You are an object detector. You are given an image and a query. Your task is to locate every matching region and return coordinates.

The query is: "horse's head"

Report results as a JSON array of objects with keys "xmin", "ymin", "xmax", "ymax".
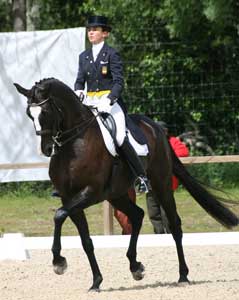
[{"xmin": 14, "ymin": 78, "xmax": 67, "ymax": 157}]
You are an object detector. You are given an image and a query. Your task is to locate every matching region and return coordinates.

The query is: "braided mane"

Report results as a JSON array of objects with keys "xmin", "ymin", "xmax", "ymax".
[{"xmin": 35, "ymin": 77, "xmax": 78, "ymax": 101}]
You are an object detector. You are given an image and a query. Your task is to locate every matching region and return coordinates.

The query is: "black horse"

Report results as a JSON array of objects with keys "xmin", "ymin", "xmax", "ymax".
[{"xmin": 14, "ymin": 78, "xmax": 238, "ymax": 291}]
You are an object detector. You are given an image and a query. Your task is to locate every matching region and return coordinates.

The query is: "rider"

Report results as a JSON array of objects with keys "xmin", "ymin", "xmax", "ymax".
[{"xmin": 74, "ymin": 15, "xmax": 149, "ymax": 193}]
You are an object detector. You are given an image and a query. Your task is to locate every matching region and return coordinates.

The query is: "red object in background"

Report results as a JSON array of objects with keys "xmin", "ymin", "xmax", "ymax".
[
  {"xmin": 114, "ymin": 187, "xmax": 135, "ymax": 234},
  {"xmin": 169, "ymin": 136, "xmax": 189, "ymax": 190}
]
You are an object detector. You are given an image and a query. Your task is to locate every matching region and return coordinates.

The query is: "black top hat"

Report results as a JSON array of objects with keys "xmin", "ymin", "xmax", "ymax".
[{"xmin": 86, "ymin": 16, "xmax": 112, "ymax": 31}]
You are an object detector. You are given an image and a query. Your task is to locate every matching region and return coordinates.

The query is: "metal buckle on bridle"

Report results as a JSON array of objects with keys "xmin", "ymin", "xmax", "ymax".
[
  {"xmin": 52, "ymin": 131, "xmax": 63, "ymax": 147},
  {"xmin": 51, "ymin": 143, "xmax": 58, "ymax": 156}
]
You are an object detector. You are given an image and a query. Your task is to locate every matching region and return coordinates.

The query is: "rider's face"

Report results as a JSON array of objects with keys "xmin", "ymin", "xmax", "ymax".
[{"xmin": 87, "ymin": 27, "xmax": 109, "ymax": 45}]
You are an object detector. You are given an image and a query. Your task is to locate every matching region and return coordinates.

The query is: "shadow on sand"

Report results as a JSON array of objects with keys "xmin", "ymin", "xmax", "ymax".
[{"xmin": 101, "ymin": 278, "xmax": 239, "ymax": 293}]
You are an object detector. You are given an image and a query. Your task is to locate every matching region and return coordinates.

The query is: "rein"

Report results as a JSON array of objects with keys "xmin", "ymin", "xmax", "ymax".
[{"xmin": 52, "ymin": 116, "xmax": 97, "ymax": 147}]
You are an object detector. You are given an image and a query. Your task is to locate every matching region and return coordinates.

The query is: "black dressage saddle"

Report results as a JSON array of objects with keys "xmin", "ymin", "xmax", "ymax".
[{"xmin": 99, "ymin": 113, "xmax": 148, "ymax": 146}]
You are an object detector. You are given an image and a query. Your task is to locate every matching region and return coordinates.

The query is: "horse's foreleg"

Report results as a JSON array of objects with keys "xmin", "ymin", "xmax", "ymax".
[
  {"xmin": 70, "ymin": 210, "xmax": 103, "ymax": 292},
  {"xmin": 111, "ymin": 197, "xmax": 145, "ymax": 280},
  {"xmin": 51, "ymin": 207, "xmax": 68, "ymax": 275}
]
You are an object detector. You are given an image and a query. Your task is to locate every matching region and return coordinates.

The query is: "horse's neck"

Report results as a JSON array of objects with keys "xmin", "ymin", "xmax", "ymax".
[
  {"xmin": 51, "ymin": 82, "xmax": 94, "ymax": 128},
  {"xmin": 77, "ymin": 103, "xmax": 94, "ymax": 123},
  {"xmin": 64, "ymin": 99, "xmax": 94, "ymax": 128}
]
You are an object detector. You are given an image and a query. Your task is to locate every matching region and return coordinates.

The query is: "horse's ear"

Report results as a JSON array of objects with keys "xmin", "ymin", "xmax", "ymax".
[{"xmin": 14, "ymin": 83, "xmax": 31, "ymax": 98}]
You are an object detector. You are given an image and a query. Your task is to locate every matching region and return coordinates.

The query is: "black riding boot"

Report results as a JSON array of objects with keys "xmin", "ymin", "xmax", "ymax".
[{"xmin": 120, "ymin": 137, "xmax": 149, "ymax": 193}]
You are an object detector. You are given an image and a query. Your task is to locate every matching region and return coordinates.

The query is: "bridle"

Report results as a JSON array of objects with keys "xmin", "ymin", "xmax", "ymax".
[
  {"xmin": 27, "ymin": 95, "xmax": 97, "ymax": 151},
  {"xmin": 27, "ymin": 96, "xmax": 63, "ymax": 137}
]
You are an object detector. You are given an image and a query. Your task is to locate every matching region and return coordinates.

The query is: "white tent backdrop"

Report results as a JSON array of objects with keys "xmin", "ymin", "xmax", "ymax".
[{"xmin": 0, "ymin": 27, "xmax": 85, "ymax": 182}]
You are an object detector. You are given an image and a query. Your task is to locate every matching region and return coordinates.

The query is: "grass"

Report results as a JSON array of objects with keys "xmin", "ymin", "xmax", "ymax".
[{"xmin": 1, "ymin": 187, "xmax": 239, "ymax": 236}]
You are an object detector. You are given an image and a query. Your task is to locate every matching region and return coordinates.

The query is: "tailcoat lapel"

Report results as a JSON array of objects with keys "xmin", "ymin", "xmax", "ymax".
[
  {"xmin": 85, "ymin": 49, "xmax": 97, "ymax": 71},
  {"xmin": 95, "ymin": 43, "xmax": 109, "ymax": 66}
]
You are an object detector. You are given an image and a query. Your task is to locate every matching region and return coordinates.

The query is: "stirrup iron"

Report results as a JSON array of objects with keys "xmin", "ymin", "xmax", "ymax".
[{"xmin": 136, "ymin": 176, "xmax": 149, "ymax": 194}]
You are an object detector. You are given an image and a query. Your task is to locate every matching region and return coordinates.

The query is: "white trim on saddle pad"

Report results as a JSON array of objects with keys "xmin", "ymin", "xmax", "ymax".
[{"xmin": 94, "ymin": 113, "xmax": 149, "ymax": 157}]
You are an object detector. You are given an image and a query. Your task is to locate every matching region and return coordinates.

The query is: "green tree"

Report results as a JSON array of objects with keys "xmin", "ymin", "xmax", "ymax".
[{"xmin": 0, "ymin": 0, "xmax": 13, "ymax": 31}]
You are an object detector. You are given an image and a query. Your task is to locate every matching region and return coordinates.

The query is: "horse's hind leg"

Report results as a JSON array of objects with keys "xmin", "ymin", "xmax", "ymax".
[
  {"xmin": 51, "ymin": 207, "xmax": 68, "ymax": 275},
  {"xmin": 69, "ymin": 209, "xmax": 103, "ymax": 292},
  {"xmin": 160, "ymin": 192, "xmax": 189, "ymax": 283},
  {"xmin": 110, "ymin": 195, "xmax": 145, "ymax": 280},
  {"xmin": 173, "ymin": 212, "xmax": 189, "ymax": 283}
]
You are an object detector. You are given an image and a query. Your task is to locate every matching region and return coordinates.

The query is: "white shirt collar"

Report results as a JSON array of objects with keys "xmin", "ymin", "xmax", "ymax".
[{"xmin": 92, "ymin": 41, "xmax": 104, "ymax": 61}]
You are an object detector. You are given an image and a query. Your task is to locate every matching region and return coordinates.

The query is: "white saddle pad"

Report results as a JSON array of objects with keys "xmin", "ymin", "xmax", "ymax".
[{"xmin": 95, "ymin": 114, "xmax": 149, "ymax": 157}]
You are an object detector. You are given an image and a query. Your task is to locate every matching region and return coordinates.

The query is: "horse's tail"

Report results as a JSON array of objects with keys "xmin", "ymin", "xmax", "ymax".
[{"xmin": 171, "ymin": 146, "xmax": 239, "ymax": 228}]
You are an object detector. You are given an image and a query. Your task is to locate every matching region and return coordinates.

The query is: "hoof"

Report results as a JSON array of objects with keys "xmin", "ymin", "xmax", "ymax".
[
  {"xmin": 178, "ymin": 275, "xmax": 190, "ymax": 284},
  {"xmin": 131, "ymin": 262, "xmax": 145, "ymax": 281},
  {"xmin": 88, "ymin": 275, "xmax": 103, "ymax": 292},
  {"xmin": 88, "ymin": 287, "xmax": 101, "ymax": 293},
  {"xmin": 53, "ymin": 257, "xmax": 67, "ymax": 275}
]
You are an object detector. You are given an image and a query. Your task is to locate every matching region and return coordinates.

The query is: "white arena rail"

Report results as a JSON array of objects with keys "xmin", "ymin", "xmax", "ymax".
[{"xmin": 1, "ymin": 232, "xmax": 239, "ymax": 260}]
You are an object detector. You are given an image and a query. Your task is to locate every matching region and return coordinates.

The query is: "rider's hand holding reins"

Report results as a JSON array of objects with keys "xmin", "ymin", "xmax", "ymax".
[{"xmin": 109, "ymin": 97, "xmax": 117, "ymax": 106}]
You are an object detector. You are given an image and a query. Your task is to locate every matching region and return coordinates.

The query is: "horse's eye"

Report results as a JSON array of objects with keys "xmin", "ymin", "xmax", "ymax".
[{"xmin": 35, "ymin": 87, "xmax": 47, "ymax": 100}]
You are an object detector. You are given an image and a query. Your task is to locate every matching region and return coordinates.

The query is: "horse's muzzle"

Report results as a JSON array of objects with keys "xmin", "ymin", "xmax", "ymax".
[{"xmin": 42, "ymin": 143, "xmax": 54, "ymax": 157}]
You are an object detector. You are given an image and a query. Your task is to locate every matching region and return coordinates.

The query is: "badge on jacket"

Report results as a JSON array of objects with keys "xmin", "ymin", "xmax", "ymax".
[{"xmin": 102, "ymin": 66, "xmax": 108, "ymax": 75}]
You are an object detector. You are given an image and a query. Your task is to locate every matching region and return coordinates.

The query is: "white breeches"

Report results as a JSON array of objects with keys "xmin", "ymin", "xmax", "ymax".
[{"xmin": 83, "ymin": 93, "xmax": 126, "ymax": 146}]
